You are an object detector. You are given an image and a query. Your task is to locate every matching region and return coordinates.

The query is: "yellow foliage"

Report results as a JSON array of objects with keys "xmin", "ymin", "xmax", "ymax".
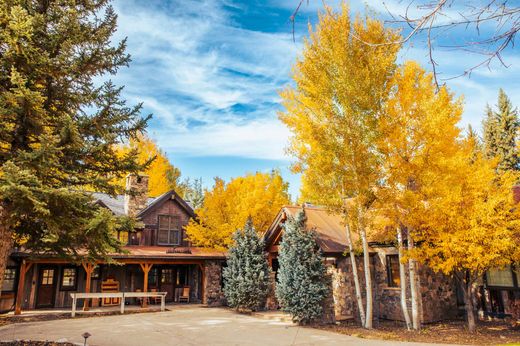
[
  {"xmin": 185, "ymin": 171, "xmax": 290, "ymax": 250},
  {"xmin": 115, "ymin": 134, "xmax": 183, "ymax": 197},
  {"xmin": 416, "ymin": 149, "xmax": 520, "ymax": 279},
  {"xmin": 374, "ymin": 61, "xmax": 463, "ymax": 236},
  {"xmin": 279, "ymin": 3, "xmax": 400, "ymax": 230}
]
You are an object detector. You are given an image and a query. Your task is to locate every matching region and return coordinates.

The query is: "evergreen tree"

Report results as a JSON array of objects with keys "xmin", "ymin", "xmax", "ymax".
[
  {"xmin": 184, "ymin": 178, "xmax": 205, "ymax": 209},
  {"xmin": 223, "ymin": 219, "xmax": 270, "ymax": 311},
  {"xmin": 482, "ymin": 89, "xmax": 519, "ymax": 172},
  {"xmin": 275, "ymin": 209, "xmax": 328, "ymax": 324},
  {"xmin": 0, "ymin": 0, "xmax": 150, "ymax": 290}
]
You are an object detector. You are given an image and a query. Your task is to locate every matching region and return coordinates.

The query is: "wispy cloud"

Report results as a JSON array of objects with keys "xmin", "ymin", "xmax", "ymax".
[{"xmin": 111, "ymin": 0, "xmax": 299, "ymax": 160}]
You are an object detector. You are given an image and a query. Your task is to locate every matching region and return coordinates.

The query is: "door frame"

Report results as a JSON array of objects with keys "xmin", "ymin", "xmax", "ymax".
[{"xmin": 35, "ymin": 265, "xmax": 58, "ymax": 308}]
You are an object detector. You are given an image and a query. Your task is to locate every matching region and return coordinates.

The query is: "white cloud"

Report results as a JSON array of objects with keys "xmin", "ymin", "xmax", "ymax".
[
  {"xmin": 154, "ymin": 117, "xmax": 291, "ymax": 160},
  {"xmin": 110, "ymin": 0, "xmax": 300, "ymax": 159}
]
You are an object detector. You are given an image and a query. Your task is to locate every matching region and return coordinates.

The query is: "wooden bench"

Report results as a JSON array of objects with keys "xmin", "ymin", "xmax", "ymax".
[{"xmin": 69, "ymin": 291, "xmax": 167, "ymax": 317}]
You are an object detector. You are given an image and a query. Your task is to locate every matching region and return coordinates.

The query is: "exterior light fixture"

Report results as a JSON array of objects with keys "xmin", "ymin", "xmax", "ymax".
[{"xmin": 82, "ymin": 332, "xmax": 91, "ymax": 346}]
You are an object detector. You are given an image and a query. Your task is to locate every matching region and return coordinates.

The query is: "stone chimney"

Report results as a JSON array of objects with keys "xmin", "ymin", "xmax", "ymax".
[{"xmin": 124, "ymin": 173, "xmax": 149, "ymax": 216}]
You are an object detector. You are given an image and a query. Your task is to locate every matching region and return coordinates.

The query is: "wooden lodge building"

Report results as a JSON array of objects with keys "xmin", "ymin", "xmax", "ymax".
[{"xmin": 0, "ymin": 174, "xmax": 226, "ymax": 314}]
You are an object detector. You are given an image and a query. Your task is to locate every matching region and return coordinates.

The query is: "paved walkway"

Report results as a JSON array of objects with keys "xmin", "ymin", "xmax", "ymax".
[{"xmin": 0, "ymin": 306, "xmax": 455, "ymax": 346}]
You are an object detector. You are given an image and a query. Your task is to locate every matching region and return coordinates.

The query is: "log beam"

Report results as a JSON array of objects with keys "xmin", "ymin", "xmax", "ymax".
[{"xmin": 139, "ymin": 263, "xmax": 153, "ymax": 307}]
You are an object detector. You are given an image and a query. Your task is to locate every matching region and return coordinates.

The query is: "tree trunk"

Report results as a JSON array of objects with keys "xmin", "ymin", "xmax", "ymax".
[
  {"xmin": 345, "ymin": 221, "xmax": 366, "ymax": 327},
  {"xmin": 358, "ymin": 207, "xmax": 373, "ymax": 329},
  {"xmin": 459, "ymin": 273, "xmax": 477, "ymax": 333},
  {"xmin": 0, "ymin": 204, "xmax": 13, "ymax": 297},
  {"xmin": 407, "ymin": 233, "xmax": 420, "ymax": 330},
  {"xmin": 397, "ymin": 227, "xmax": 411, "ymax": 330}
]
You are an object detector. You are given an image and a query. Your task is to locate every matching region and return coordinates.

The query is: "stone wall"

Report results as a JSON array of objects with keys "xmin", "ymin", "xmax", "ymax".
[
  {"xmin": 265, "ymin": 247, "xmax": 459, "ymax": 325},
  {"xmin": 204, "ymin": 260, "xmax": 225, "ymax": 306}
]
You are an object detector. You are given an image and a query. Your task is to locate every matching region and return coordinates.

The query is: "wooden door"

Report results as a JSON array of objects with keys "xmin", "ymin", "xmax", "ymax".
[
  {"xmin": 159, "ymin": 268, "xmax": 174, "ymax": 302},
  {"xmin": 36, "ymin": 267, "xmax": 57, "ymax": 308}
]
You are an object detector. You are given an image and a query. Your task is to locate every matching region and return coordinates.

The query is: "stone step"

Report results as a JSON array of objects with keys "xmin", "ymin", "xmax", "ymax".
[{"xmin": 251, "ymin": 311, "xmax": 294, "ymax": 323}]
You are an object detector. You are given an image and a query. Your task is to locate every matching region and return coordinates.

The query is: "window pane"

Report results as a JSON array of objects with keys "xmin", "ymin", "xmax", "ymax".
[
  {"xmin": 2, "ymin": 268, "xmax": 16, "ymax": 291},
  {"xmin": 170, "ymin": 230, "xmax": 181, "ymax": 245},
  {"xmin": 170, "ymin": 216, "xmax": 181, "ymax": 230},
  {"xmin": 149, "ymin": 268, "xmax": 158, "ymax": 286},
  {"xmin": 62, "ymin": 268, "xmax": 76, "ymax": 287},
  {"xmin": 161, "ymin": 269, "xmax": 172, "ymax": 284},
  {"xmin": 42, "ymin": 269, "xmax": 54, "ymax": 285},
  {"xmin": 487, "ymin": 267, "xmax": 514, "ymax": 287},
  {"xmin": 387, "ymin": 255, "xmax": 400, "ymax": 287},
  {"xmin": 158, "ymin": 230, "xmax": 169, "ymax": 244},
  {"xmin": 158, "ymin": 216, "xmax": 170, "ymax": 230}
]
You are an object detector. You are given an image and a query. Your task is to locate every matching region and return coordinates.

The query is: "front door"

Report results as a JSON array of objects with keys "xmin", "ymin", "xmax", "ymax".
[
  {"xmin": 159, "ymin": 268, "xmax": 174, "ymax": 302},
  {"xmin": 36, "ymin": 266, "xmax": 57, "ymax": 308}
]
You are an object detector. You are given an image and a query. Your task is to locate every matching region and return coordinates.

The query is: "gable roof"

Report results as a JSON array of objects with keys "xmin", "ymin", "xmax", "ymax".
[
  {"xmin": 91, "ymin": 190, "xmax": 194, "ymax": 218},
  {"xmin": 137, "ymin": 190, "xmax": 195, "ymax": 219},
  {"xmin": 264, "ymin": 205, "xmax": 367, "ymax": 255}
]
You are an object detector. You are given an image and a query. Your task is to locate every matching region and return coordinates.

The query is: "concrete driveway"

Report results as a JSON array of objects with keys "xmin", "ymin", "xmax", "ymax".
[{"xmin": 0, "ymin": 306, "xmax": 453, "ymax": 346}]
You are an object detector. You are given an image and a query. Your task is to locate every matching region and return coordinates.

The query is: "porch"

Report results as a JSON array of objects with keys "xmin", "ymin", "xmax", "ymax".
[{"xmin": 7, "ymin": 258, "xmax": 218, "ymax": 315}]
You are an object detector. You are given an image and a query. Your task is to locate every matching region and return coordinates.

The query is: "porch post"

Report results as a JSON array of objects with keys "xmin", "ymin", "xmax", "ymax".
[
  {"xmin": 15, "ymin": 260, "xmax": 33, "ymax": 315},
  {"xmin": 82, "ymin": 262, "xmax": 95, "ymax": 311},
  {"xmin": 198, "ymin": 264, "xmax": 206, "ymax": 304},
  {"xmin": 139, "ymin": 263, "xmax": 153, "ymax": 307}
]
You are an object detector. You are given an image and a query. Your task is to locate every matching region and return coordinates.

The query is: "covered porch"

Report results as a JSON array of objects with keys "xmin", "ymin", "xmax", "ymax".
[{"xmin": 10, "ymin": 258, "xmax": 214, "ymax": 315}]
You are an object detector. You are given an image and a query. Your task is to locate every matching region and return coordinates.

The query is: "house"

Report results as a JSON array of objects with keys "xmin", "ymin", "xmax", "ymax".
[
  {"xmin": 264, "ymin": 205, "xmax": 460, "ymax": 324},
  {"xmin": 476, "ymin": 186, "xmax": 520, "ymax": 319},
  {"xmin": 0, "ymin": 174, "xmax": 226, "ymax": 314}
]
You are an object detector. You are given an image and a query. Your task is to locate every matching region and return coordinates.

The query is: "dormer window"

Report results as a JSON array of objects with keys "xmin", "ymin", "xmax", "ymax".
[{"xmin": 157, "ymin": 215, "xmax": 181, "ymax": 246}]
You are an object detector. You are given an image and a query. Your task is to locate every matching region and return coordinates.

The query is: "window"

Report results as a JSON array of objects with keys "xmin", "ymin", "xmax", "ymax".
[
  {"xmin": 91, "ymin": 266, "xmax": 100, "ymax": 279},
  {"xmin": 149, "ymin": 268, "xmax": 158, "ymax": 286},
  {"xmin": 176, "ymin": 267, "xmax": 188, "ymax": 286},
  {"xmin": 487, "ymin": 266, "xmax": 514, "ymax": 287},
  {"xmin": 41, "ymin": 269, "xmax": 55, "ymax": 285},
  {"xmin": 386, "ymin": 255, "xmax": 400, "ymax": 288},
  {"xmin": 157, "ymin": 215, "xmax": 182, "ymax": 246},
  {"xmin": 61, "ymin": 267, "xmax": 77, "ymax": 290},
  {"xmin": 161, "ymin": 268, "xmax": 173, "ymax": 284},
  {"xmin": 2, "ymin": 267, "xmax": 16, "ymax": 292}
]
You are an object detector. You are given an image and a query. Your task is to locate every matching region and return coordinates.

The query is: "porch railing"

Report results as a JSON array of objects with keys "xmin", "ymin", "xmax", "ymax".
[{"xmin": 69, "ymin": 292, "xmax": 167, "ymax": 317}]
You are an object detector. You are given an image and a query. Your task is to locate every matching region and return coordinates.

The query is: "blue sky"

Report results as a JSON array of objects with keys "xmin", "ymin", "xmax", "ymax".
[{"xmin": 110, "ymin": 0, "xmax": 519, "ymax": 200}]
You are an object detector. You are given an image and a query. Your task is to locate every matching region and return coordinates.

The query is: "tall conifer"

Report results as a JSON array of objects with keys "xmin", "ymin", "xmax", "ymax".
[
  {"xmin": 0, "ymin": 0, "xmax": 150, "ymax": 290},
  {"xmin": 483, "ymin": 89, "xmax": 518, "ymax": 172},
  {"xmin": 275, "ymin": 209, "xmax": 328, "ymax": 324},
  {"xmin": 223, "ymin": 219, "xmax": 270, "ymax": 311}
]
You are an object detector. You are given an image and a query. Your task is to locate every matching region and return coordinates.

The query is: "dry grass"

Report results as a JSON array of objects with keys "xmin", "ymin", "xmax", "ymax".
[{"xmin": 314, "ymin": 319, "xmax": 520, "ymax": 345}]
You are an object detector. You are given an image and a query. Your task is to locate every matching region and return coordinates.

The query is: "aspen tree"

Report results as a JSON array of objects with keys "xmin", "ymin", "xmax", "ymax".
[{"xmin": 279, "ymin": 4, "xmax": 400, "ymax": 328}]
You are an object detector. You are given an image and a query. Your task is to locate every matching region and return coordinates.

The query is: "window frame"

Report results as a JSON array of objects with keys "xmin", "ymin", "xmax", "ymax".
[
  {"xmin": 486, "ymin": 265, "xmax": 519, "ymax": 289},
  {"xmin": 386, "ymin": 254, "xmax": 401, "ymax": 288},
  {"xmin": 60, "ymin": 266, "xmax": 78, "ymax": 291},
  {"xmin": 157, "ymin": 215, "xmax": 182, "ymax": 246},
  {"xmin": 2, "ymin": 267, "xmax": 17, "ymax": 293}
]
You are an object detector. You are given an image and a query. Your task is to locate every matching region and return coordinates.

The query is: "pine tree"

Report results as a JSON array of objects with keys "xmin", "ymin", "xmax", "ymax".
[
  {"xmin": 184, "ymin": 178, "xmax": 205, "ymax": 209},
  {"xmin": 0, "ymin": 0, "xmax": 150, "ymax": 291},
  {"xmin": 223, "ymin": 219, "xmax": 270, "ymax": 311},
  {"xmin": 483, "ymin": 89, "xmax": 519, "ymax": 172},
  {"xmin": 275, "ymin": 209, "xmax": 328, "ymax": 324}
]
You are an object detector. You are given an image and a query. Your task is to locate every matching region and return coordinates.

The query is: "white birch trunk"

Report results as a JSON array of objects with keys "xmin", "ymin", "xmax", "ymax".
[
  {"xmin": 397, "ymin": 227, "xmax": 411, "ymax": 330},
  {"xmin": 407, "ymin": 232, "xmax": 420, "ymax": 330},
  {"xmin": 345, "ymin": 221, "xmax": 365, "ymax": 327},
  {"xmin": 358, "ymin": 207, "xmax": 373, "ymax": 329}
]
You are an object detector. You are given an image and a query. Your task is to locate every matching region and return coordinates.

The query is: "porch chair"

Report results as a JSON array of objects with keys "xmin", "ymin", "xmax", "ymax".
[
  {"xmin": 150, "ymin": 288, "xmax": 162, "ymax": 304},
  {"xmin": 179, "ymin": 286, "xmax": 190, "ymax": 303},
  {"xmin": 135, "ymin": 288, "xmax": 145, "ymax": 306}
]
